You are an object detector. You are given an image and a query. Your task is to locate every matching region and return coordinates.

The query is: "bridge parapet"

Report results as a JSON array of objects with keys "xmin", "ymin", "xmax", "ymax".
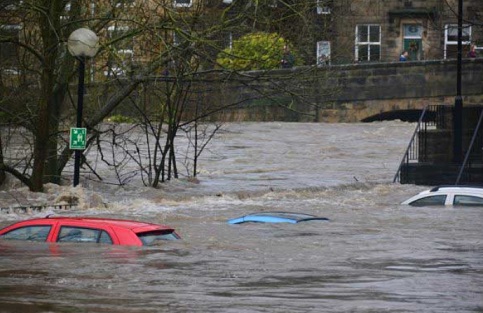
[{"xmin": 212, "ymin": 58, "xmax": 483, "ymax": 123}]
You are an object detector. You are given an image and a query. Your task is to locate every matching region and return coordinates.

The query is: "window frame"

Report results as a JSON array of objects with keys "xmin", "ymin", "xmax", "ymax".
[
  {"xmin": 317, "ymin": 0, "xmax": 331, "ymax": 15},
  {"xmin": 444, "ymin": 24, "xmax": 472, "ymax": 59},
  {"xmin": 409, "ymin": 195, "xmax": 447, "ymax": 206},
  {"xmin": 3, "ymin": 0, "xmax": 23, "ymax": 10},
  {"xmin": 317, "ymin": 40, "xmax": 331, "ymax": 66},
  {"xmin": 57, "ymin": 226, "xmax": 113, "ymax": 244},
  {"xmin": 107, "ymin": 25, "xmax": 134, "ymax": 54},
  {"xmin": 174, "ymin": 0, "xmax": 192, "ymax": 8},
  {"xmin": 0, "ymin": 24, "xmax": 22, "ymax": 72},
  {"xmin": 355, "ymin": 24, "xmax": 381, "ymax": 62},
  {"xmin": 105, "ymin": 25, "xmax": 134, "ymax": 77},
  {"xmin": 453, "ymin": 195, "xmax": 483, "ymax": 206},
  {"xmin": 137, "ymin": 230, "xmax": 180, "ymax": 246},
  {"xmin": 117, "ymin": 0, "xmax": 135, "ymax": 8},
  {"xmin": 0, "ymin": 225, "xmax": 52, "ymax": 242}
]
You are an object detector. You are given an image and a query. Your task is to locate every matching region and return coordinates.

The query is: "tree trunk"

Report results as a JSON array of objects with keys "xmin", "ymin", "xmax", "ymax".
[
  {"xmin": 31, "ymin": 70, "xmax": 54, "ymax": 192},
  {"xmin": 0, "ymin": 132, "xmax": 5, "ymax": 186},
  {"xmin": 31, "ymin": 1, "xmax": 62, "ymax": 192}
]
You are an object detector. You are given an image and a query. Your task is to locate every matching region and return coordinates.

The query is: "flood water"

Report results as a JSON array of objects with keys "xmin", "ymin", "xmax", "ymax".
[{"xmin": 0, "ymin": 122, "xmax": 482, "ymax": 313}]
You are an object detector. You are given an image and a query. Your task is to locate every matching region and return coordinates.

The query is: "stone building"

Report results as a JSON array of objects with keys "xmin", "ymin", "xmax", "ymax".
[
  {"xmin": 178, "ymin": 0, "xmax": 483, "ymax": 66},
  {"xmin": 319, "ymin": 0, "xmax": 482, "ymax": 64},
  {"xmin": 1, "ymin": 0, "xmax": 481, "ymax": 75}
]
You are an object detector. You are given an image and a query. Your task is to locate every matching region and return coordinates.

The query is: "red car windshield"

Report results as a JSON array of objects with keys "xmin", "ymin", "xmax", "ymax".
[{"xmin": 137, "ymin": 230, "xmax": 180, "ymax": 246}]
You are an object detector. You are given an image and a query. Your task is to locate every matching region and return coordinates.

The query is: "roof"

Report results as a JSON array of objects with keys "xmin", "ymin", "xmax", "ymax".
[
  {"xmin": 429, "ymin": 185, "xmax": 483, "ymax": 192},
  {"xmin": 24, "ymin": 216, "xmax": 168, "ymax": 231},
  {"xmin": 227, "ymin": 212, "xmax": 329, "ymax": 224},
  {"xmin": 48, "ymin": 216, "xmax": 150, "ymax": 227}
]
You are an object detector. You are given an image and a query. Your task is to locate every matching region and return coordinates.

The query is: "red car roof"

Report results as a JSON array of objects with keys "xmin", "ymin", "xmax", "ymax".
[{"xmin": 20, "ymin": 217, "xmax": 173, "ymax": 232}]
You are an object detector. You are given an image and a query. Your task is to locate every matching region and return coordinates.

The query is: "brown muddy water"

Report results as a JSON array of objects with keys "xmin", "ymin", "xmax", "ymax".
[{"xmin": 0, "ymin": 122, "xmax": 482, "ymax": 312}]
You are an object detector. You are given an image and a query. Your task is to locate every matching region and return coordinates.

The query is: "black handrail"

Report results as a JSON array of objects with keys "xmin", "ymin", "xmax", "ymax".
[
  {"xmin": 393, "ymin": 106, "xmax": 429, "ymax": 183},
  {"xmin": 455, "ymin": 109, "xmax": 483, "ymax": 185}
]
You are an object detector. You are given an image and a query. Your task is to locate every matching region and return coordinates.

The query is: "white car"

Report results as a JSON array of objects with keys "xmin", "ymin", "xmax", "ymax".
[{"xmin": 402, "ymin": 186, "xmax": 483, "ymax": 206}]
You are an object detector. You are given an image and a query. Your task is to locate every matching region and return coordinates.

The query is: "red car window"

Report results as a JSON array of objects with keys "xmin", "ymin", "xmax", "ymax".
[
  {"xmin": 57, "ymin": 226, "xmax": 113, "ymax": 244},
  {"xmin": 0, "ymin": 225, "xmax": 51, "ymax": 242},
  {"xmin": 137, "ymin": 229, "xmax": 180, "ymax": 246}
]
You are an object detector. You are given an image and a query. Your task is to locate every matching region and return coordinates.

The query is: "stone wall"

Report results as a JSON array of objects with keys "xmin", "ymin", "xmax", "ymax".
[{"xmin": 212, "ymin": 58, "xmax": 483, "ymax": 123}]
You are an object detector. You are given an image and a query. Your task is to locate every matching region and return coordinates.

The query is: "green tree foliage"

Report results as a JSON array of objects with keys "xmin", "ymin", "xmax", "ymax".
[{"xmin": 216, "ymin": 32, "xmax": 299, "ymax": 70}]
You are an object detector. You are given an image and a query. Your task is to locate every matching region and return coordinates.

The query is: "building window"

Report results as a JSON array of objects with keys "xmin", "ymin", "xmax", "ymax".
[
  {"xmin": 105, "ymin": 25, "xmax": 134, "ymax": 76},
  {"xmin": 174, "ymin": 0, "xmax": 192, "ymax": 7},
  {"xmin": 108, "ymin": 25, "xmax": 134, "ymax": 54},
  {"xmin": 317, "ymin": 0, "xmax": 331, "ymax": 14},
  {"xmin": 355, "ymin": 24, "xmax": 380, "ymax": 62},
  {"xmin": 173, "ymin": 31, "xmax": 185, "ymax": 47},
  {"xmin": 0, "ymin": 24, "xmax": 21, "ymax": 72},
  {"xmin": 60, "ymin": 2, "xmax": 71, "ymax": 20},
  {"xmin": 110, "ymin": 0, "xmax": 135, "ymax": 8},
  {"xmin": 444, "ymin": 24, "xmax": 472, "ymax": 59},
  {"xmin": 316, "ymin": 41, "xmax": 331, "ymax": 66},
  {"xmin": 403, "ymin": 24, "xmax": 423, "ymax": 61},
  {"xmin": 221, "ymin": 32, "xmax": 233, "ymax": 50},
  {"xmin": 2, "ymin": 0, "xmax": 23, "ymax": 10}
]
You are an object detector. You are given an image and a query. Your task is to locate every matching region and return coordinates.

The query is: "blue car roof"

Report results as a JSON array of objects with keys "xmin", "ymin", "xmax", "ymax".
[{"xmin": 227, "ymin": 212, "xmax": 329, "ymax": 224}]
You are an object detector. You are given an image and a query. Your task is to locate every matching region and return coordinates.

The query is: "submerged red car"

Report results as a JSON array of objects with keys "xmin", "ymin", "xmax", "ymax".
[{"xmin": 0, "ymin": 216, "xmax": 180, "ymax": 246}]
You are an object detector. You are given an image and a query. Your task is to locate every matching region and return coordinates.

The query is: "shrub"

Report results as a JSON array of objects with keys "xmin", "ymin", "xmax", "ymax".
[{"xmin": 217, "ymin": 32, "xmax": 299, "ymax": 70}]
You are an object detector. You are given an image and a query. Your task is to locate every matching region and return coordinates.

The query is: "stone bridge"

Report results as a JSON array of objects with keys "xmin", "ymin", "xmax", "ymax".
[{"xmin": 210, "ymin": 58, "xmax": 483, "ymax": 123}]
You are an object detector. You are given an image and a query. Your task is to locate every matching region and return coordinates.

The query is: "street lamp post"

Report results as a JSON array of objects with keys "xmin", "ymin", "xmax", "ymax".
[
  {"xmin": 67, "ymin": 28, "xmax": 99, "ymax": 187},
  {"xmin": 453, "ymin": 0, "xmax": 463, "ymax": 163}
]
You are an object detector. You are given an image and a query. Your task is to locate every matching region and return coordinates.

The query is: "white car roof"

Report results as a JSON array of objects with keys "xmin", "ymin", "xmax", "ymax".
[
  {"xmin": 426, "ymin": 186, "xmax": 483, "ymax": 194},
  {"xmin": 402, "ymin": 185, "xmax": 483, "ymax": 205}
]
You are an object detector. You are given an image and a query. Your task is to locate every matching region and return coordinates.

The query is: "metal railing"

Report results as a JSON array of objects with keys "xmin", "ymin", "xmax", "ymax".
[
  {"xmin": 456, "ymin": 108, "xmax": 483, "ymax": 185},
  {"xmin": 393, "ymin": 106, "xmax": 430, "ymax": 183},
  {"xmin": 394, "ymin": 105, "xmax": 483, "ymax": 184}
]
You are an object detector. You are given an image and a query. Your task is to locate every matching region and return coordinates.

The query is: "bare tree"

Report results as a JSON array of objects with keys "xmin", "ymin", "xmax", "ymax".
[{"xmin": 0, "ymin": 0, "xmax": 343, "ymax": 191}]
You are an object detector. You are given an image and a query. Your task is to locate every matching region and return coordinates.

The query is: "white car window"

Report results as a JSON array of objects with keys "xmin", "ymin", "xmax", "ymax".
[
  {"xmin": 409, "ymin": 195, "xmax": 446, "ymax": 206},
  {"xmin": 453, "ymin": 195, "xmax": 483, "ymax": 206}
]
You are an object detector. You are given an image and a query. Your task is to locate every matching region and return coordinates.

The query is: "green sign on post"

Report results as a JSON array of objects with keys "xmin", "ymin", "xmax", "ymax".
[{"xmin": 70, "ymin": 127, "xmax": 87, "ymax": 150}]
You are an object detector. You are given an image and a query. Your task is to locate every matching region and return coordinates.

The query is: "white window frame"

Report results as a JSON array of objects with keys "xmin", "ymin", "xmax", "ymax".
[
  {"xmin": 317, "ymin": 0, "xmax": 331, "ymax": 15},
  {"xmin": 444, "ymin": 24, "xmax": 472, "ymax": 59},
  {"xmin": 355, "ymin": 24, "xmax": 381, "ymax": 62},
  {"xmin": 268, "ymin": 0, "xmax": 277, "ymax": 8},
  {"xmin": 316, "ymin": 41, "xmax": 331, "ymax": 66},
  {"xmin": 60, "ymin": 2, "xmax": 71, "ymax": 20},
  {"xmin": 107, "ymin": 25, "xmax": 134, "ymax": 55},
  {"xmin": 105, "ymin": 25, "xmax": 133, "ymax": 77},
  {"xmin": 103, "ymin": 65, "xmax": 129, "ymax": 77},
  {"xmin": 173, "ymin": 31, "xmax": 182, "ymax": 46},
  {"xmin": 174, "ymin": 0, "xmax": 192, "ymax": 8},
  {"xmin": 115, "ymin": 0, "xmax": 135, "ymax": 8},
  {"xmin": 0, "ymin": 24, "xmax": 22, "ymax": 31},
  {"xmin": 62, "ymin": 2, "xmax": 97, "ymax": 20},
  {"xmin": 228, "ymin": 32, "xmax": 233, "ymax": 50}
]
